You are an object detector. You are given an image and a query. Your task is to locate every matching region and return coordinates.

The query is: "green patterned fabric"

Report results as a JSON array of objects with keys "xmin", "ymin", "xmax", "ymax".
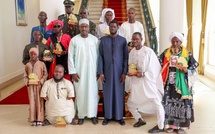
[{"xmin": 141, "ymin": 0, "xmax": 158, "ymax": 54}]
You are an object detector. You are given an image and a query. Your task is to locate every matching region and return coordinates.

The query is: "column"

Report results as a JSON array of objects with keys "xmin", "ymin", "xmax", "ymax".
[{"xmin": 159, "ymin": 0, "xmax": 185, "ymax": 54}]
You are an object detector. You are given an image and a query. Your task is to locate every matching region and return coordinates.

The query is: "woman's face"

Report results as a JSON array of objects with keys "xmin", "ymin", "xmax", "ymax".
[
  {"xmin": 105, "ymin": 11, "xmax": 113, "ymax": 22},
  {"xmin": 171, "ymin": 37, "xmax": 182, "ymax": 49},
  {"xmin": 53, "ymin": 22, "xmax": 62, "ymax": 33}
]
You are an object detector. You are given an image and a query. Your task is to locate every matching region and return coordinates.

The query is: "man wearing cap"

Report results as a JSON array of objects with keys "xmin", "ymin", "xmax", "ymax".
[
  {"xmin": 58, "ymin": 0, "xmax": 80, "ymax": 38},
  {"xmin": 79, "ymin": 7, "xmax": 96, "ymax": 36},
  {"xmin": 68, "ymin": 18, "xmax": 99, "ymax": 125}
]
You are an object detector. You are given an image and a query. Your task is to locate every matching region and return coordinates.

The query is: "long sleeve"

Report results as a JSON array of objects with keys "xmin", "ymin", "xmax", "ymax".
[
  {"xmin": 22, "ymin": 46, "xmax": 30, "ymax": 65},
  {"xmin": 40, "ymin": 80, "xmax": 49, "ymax": 97},
  {"xmin": 23, "ymin": 65, "xmax": 29, "ymax": 86},
  {"xmin": 68, "ymin": 39, "xmax": 76, "ymax": 74},
  {"xmin": 40, "ymin": 62, "xmax": 48, "ymax": 85},
  {"xmin": 122, "ymin": 39, "xmax": 128, "ymax": 74},
  {"xmin": 97, "ymin": 40, "xmax": 104, "ymax": 74}
]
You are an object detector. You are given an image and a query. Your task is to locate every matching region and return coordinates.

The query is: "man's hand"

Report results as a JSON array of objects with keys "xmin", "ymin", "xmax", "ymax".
[
  {"xmin": 67, "ymin": 97, "xmax": 73, "ymax": 100},
  {"xmin": 43, "ymin": 97, "xmax": 48, "ymax": 101},
  {"xmin": 136, "ymin": 72, "xmax": 143, "ymax": 78},
  {"xmin": 96, "ymin": 74, "xmax": 100, "ymax": 80},
  {"xmin": 72, "ymin": 74, "xmax": 80, "ymax": 82},
  {"xmin": 120, "ymin": 74, "xmax": 126, "ymax": 83},
  {"xmin": 127, "ymin": 72, "xmax": 136, "ymax": 77},
  {"xmin": 100, "ymin": 74, "xmax": 105, "ymax": 83}
]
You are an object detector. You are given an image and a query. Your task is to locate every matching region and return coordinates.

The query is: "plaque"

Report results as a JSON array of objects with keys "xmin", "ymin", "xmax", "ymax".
[
  {"xmin": 128, "ymin": 63, "xmax": 138, "ymax": 75},
  {"xmin": 68, "ymin": 14, "xmax": 78, "ymax": 25},
  {"xmin": 42, "ymin": 38, "xmax": 47, "ymax": 44},
  {"xmin": 176, "ymin": 57, "xmax": 188, "ymax": 70},
  {"xmin": 28, "ymin": 73, "xmax": 39, "ymax": 85},
  {"xmin": 103, "ymin": 29, "xmax": 110, "ymax": 36},
  {"xmin": 53, "ymin": 43, "xmax": 63, "ymax": 55},
  {"xmin": 55, "ymin": 116, "xmax": 66, "ymax": 127},
  {"xmin": 43, "ymin": 50, "xmax": 52, "ymax": 61}
]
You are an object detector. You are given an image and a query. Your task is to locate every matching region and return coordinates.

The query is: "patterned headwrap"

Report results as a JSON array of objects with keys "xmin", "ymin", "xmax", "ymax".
[
  {"xmin": 46, "ymin": 20, "xmax": 64, "ymax": 31},
  {"xmin": 169, "ymin": 32, "xmax": 184, "ymax": 43},
  {"xmin": 99, "ymin": 8, "xmax": 115, "ymax": 23},
  {"xmin": 29, "ymin": 47, "xmax": 39, "ymax": 56}
]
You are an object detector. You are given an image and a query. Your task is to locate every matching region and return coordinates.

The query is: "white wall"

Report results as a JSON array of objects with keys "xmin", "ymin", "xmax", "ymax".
[{"xmin": 0, "ymin": 0, "xmax": 40, "ymax": 85}]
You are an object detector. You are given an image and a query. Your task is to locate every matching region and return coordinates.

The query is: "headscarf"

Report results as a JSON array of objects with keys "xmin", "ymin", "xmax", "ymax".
[
  {"xmin": 46, "ymin": 20, "xmax": 64, "ymax": 31},
  {"xmin": 99, "ymin": 8, "xmax": 115, "ymax": 23},
  {"xmin": 169, "ymin": 32, "xmax": 184, "ymax": 43},
  {"xmin": 29, "ymin": 47, "xmax": 39, "ymax": 56},
  {"xmin": 79, "ymin": 18, "xmax": 89, "ymax": 25}
]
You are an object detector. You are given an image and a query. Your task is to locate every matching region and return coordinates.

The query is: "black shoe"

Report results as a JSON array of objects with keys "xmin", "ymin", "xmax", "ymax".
[
  {"xmin": 70, "ymin": 118, "xmax": 78, "ymax": 125},
  {"xmin": 119, "ymin": 119, "xmax": 125, "ymax": 126},
  {"xmin": 42, "ymin": 119, "xmax": 50, "ymax": 126},
  {"xmin": 148, "ymin": 125, "xmax": 164, "ymax": 133},
  {"xmin": 91, "ymin": 117, "xmax": 98, "ymax": 125},
  {"xmin": 133, "ymin": 118, "xmax": 146, "ymax": 127},
  {"xmin": 102, "ymin": 118, "xmax": 109, "ymax": 125},
  {"xmin": 78, "ymin": 119, "xmax": 84, "ymax": 125}
]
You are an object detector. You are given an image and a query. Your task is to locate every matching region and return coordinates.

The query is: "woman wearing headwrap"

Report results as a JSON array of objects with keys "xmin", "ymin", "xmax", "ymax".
[
  {"xmin": 159, "ymin": 32, "xmax": 199, "ymax": 134},
  {"xmin": 96, "ymin": 8, "xmax": 115, "ymax": 39},
  {"xmin": 23, "ymin": 47, "xmax": 48, "ymax": 126},
  {"xmin": 46, "ymin": 20, "xmax": 71, "ymax": 79}
]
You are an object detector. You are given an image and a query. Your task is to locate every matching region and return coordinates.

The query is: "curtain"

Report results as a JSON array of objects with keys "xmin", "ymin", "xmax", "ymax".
[
  {"xmin": 186, "ymin": 0, "xmax": 193, "ymax": 54},
  {"xmin": 198, "ymin": 0, "xmax": 208, "ymax": 75}
]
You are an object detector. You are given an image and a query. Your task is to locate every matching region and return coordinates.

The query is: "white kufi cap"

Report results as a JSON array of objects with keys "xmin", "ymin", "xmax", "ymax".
[{"xmin": 79, "ymin": 18, "xmax": 89, "ymax": 25}]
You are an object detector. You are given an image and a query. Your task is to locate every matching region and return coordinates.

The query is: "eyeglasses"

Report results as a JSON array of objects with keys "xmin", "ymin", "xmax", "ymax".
[{"xmin": 53, "ymin": 25, "xmax": 61, "ymax": 28}]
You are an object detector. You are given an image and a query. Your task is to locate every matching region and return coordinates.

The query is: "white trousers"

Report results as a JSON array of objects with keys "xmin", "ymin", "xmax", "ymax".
[
  {"xmin": 128, "ymin": 99, "xmax": 165, "ymax": 129},
  {"xmin": 46, "ymin": 114, "xmax": 74, "ymax": 124}
]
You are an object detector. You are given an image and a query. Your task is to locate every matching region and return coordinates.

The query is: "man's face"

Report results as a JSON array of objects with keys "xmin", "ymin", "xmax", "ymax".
[
  {"xmin": 105, "ymin": 11, "xmax": 113, "ymax": 22},
  {"xmin": 33, "ymin": 31, "xmax": 42, "ymax": 42},
  {"xmin": 80, "ymin": 9, "xmax": 88, "ymax": 19},
  {"xmin": 127, "ymin": 9, "xmax": 135, "ymax": 20},
  {"xmin": 29, "ymin": 52, "xmax": 38, "ymax": 61},
  {"xmin": 131, "ymin": 34, "xmax": 142, "ymax": 47},
  {"xmin": 54, "ymin": 66, "xmax": 64, "ymax": 80},
  {"xmin": 65, "ymin": 6, "xmax": 73, "ymax": 14},
  {"xmin": 38, "ymin": 12, "xmax": 47, "ymax": 23},
  {"xmin": 171, "ymin": 37, "xmax": 182, "ymax": 49},
  {"xmin": 109, "ymin": 23, "xmax": 118, "ymax": 35},
  {"xmin": 79, "ymin": 23, "xmax": 89, "ymax": 36},
  {"xmin": 53, "ymin": 22, "xmax": 62, "ymax": 33}
]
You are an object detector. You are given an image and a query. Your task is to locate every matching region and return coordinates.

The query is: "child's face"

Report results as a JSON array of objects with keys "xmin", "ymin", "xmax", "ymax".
[{"xmin": 29, "ymin": 52, "xmax": 38, "ymax": 61}]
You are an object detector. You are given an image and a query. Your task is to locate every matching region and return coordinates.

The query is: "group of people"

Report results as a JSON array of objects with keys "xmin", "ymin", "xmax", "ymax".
[{"xmin": 22, "ymin": 0, "xmax": 199, "ymax": 134}]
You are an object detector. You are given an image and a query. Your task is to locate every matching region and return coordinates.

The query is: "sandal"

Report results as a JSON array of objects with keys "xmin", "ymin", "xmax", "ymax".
[
  {"xmin": 166, "ymin": 128, "xmax": 174, "ymax": 133},
  {"xmin": 177, "ymin": 128, "xmax": 186, "ymax": 134},
  {"xmin": 31, "ymin": 121, "xmax": 36, "ymax": 126},
  {"xmin": 37, "ymin": 121, "xmax": 43, "ymax": 126}
]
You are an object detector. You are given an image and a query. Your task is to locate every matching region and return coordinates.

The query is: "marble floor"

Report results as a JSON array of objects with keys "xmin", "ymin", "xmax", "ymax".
[{"xmin": 0, "ymin": 77, "xmax": 215, "ymax": 134}]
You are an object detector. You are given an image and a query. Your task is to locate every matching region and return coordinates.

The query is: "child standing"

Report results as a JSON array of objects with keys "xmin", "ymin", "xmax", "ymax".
[{"xmin": 23, "ymin": 48, "xmax": 48, "ymax": 126}]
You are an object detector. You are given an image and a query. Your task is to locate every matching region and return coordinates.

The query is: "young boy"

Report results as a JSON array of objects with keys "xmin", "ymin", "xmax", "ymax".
[{"xmin": 23, "ymin": 47, "xmax": 48, "ymax": 126}]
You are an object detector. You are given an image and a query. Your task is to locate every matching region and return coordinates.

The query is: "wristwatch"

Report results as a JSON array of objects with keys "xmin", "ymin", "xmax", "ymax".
[{"xmin": 142, "ymin": 72, "xmax": 145, "ymax": 77}]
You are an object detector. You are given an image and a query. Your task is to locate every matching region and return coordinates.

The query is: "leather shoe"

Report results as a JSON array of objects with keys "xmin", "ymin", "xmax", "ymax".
[
  {"xmin": 133, "ymin": 118, "xmax": 146, "ymax": 127},
  {"xmin": 102, "ymin": 118, "xmax": 109, "ymax": 125},
  {"xmin": 119, "ymin": 119, "xmax": 125, "ymax": 126},
  {"xmin": 78, "ymin": 119, "xmax": 84, "ymax": 125},
  {"xmin": 148, "ymin": 125, "xmax": 164, "ymax": 133},
  {"xmin": 91, "ymin": 117, "xmax": 98, "ymax": 125}
]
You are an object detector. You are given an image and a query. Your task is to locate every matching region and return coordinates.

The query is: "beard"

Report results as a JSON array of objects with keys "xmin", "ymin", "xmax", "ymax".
[
  {"xmin": 110, "ymin": 31, "xmax": 117, "ymax": 35},
  {"xmin": 53, "ymin": 76, "xmax": 64, "ymax": 83}
]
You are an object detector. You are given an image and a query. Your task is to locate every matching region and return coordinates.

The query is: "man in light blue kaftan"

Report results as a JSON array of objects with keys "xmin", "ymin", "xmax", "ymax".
[
  {"xmin": 68, "ymin": 19, "xmax": 99, "ymax": 125},
  {"xmin": 98, "ymin": 20, "xmax": 128, "ymax": 126}
]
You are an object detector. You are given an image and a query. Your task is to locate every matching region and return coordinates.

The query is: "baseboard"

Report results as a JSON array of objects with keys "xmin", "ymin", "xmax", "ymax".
[{"xmin": 0, "ymin": 74, "xmax": 23, "ymax": 90}]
